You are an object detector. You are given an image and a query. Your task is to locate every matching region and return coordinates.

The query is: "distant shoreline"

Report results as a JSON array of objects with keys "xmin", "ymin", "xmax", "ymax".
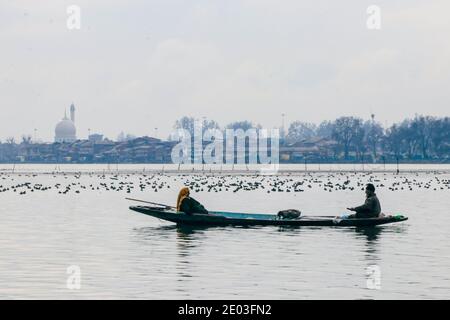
[
  {"xmin": 0, "ymin": 159, "xmax": 448, "ymax": 165},
  {"xmin": 1, "ymin": 163, "xmax": 449, "ymax": 175}
]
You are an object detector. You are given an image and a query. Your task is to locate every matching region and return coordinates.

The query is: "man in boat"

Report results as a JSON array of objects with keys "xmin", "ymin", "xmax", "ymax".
[
  {"xmin": 347, "ymin": 183, "xmax": 381, "ymax": 218},
  {"xmin": 176, "ymin": 187, "xmax": 209, "ymax": 215}
]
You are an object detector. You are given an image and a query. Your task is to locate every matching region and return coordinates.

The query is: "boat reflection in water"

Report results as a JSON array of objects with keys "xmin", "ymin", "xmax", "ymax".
[
  {"xmin": 346, "ymin": 225, "xmax": 407, "ymax": 292},
  {"xmin": 355, "ymin": 226, "xmax": 383, "ymax": 242},
  {"xmin": 130, "ymin": 220, "xmax": 411, "ymax": 298}
]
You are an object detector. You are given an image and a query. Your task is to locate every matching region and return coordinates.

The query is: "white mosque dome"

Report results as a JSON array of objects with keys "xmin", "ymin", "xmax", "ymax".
[
  {"xmin": 55, "ymin": 119, "xmax": 76, "ymax": 136},
  {"xmin": 55, "ymin": 106, "xmax": 77, "ymax": 143}
]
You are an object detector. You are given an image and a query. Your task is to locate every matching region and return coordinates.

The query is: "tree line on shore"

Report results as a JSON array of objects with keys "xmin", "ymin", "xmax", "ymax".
[{"xmin": 174, "ymin": 115, "xmax": 450, "ymax": 162}]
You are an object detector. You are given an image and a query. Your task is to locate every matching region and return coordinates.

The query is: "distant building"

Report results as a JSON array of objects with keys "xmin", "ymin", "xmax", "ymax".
[
  {"xmin": 55, "ymin": 103, "xmax": 77, "ymax": 143},
  {"xmin": 280, "ymin": 137, "xmax": 338, "ymax": 162},
  {"xmin": 88, "ymin": 134, "xmax": 104, "ymax": 143}
]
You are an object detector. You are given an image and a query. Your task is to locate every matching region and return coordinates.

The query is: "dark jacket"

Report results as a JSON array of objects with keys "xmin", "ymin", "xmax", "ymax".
[
  {"xmin": 353, "ymin": 193, "xmax": 381, "ymax": 218},
  {"xmin": 180, "ymin": 197, "xmax": 209, "ymax": 215}
]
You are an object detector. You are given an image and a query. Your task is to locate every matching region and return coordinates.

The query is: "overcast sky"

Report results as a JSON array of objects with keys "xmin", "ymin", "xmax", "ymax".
[{"xmin": 1, "ymin": 0, "xmax": 449, "ymax": 142}]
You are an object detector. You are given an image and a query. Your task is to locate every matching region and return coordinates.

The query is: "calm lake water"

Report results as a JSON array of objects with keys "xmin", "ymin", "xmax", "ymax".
[{"xmin": 0, "ymin": 164, "xmax": 449, "ymax": 299}]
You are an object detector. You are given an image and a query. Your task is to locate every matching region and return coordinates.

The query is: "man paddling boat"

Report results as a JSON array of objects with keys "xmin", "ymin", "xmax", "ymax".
[{"xmin": 347, "ymin": 183, "xmax": 381, "ymax": 219}]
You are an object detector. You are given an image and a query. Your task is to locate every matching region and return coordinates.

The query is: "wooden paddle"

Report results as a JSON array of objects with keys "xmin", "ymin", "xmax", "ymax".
[{"xmin": 125, "ymin": 197, "xmax": 176, "ymax": 210}]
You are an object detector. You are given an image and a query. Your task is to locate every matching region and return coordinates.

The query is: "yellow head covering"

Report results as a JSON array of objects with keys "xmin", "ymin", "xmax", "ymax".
[{"xmin": 176, "ymin": 187, "xmax": 190, "ymax": 211}]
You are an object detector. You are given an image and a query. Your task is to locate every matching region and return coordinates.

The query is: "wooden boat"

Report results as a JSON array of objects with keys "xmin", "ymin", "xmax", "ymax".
[{"xmin": 129, "ymin": 206, "xmax": 408, "ymax": 227}]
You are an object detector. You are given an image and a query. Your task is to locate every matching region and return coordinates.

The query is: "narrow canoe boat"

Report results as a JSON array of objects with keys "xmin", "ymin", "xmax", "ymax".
[{"xmin": 129, "ymin": 206, "xmax": 408, "ymax": 227}]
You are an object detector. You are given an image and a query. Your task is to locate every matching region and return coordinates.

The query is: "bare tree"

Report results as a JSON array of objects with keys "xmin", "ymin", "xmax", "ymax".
[
  {"xmin": 226, "ymin": 121, "xmax": 257, "ymax": 131},
  {"xmin": 316, "ymin": 121, "xmax": 334, "ymax": 138},
  {"xmin": 6, "ymin": 137, "xmax": 16, "ymax": 145},
  {"xmin": 286, "ymin": 121, "xmax": 316, "ymax": 143},
  {"xmin": 364, "ymin": 120, "xmax": 384, "ymax": 159},
  {"xmin": 332, "ymin": 117, "xmax": 363, "ymax": 159},
  {"xmin": 175, "ymin": 116, "xmax": 221, "ymax": 137},
  {"xmin": 21, "ymin": 135, "xmax": 32, "ymax": 145}
]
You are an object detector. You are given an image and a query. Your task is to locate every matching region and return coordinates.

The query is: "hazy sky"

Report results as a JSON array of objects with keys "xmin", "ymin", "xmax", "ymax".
[{"xmin": 1, "ymin": 0, "xmax": 449, "ymax": 142}]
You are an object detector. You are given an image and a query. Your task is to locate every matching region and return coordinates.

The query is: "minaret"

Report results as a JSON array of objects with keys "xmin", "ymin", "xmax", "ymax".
[{"xmin": 70, "ymin": 103, "xmax": 75, "ymax": 123}]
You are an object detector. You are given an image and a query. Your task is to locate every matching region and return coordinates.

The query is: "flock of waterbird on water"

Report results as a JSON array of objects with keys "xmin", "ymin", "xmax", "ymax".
[{"xmin": 0, "ymin": 171, "xmax": 449, "ymax": 196}]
